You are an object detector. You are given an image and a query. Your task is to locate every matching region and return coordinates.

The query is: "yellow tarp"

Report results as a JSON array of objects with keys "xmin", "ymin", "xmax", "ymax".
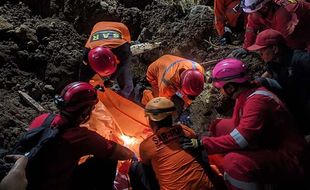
[{"xmin": 81, "ymin": 75, "xmax": 153, "ymax": 157}]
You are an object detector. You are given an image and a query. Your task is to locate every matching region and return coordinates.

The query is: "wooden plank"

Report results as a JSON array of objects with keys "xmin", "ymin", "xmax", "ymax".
[
  {"xmin": 201, "ymin": 59, "xmax": 218, "ymax": 69},
  {"xmin": 130, "ymin": 42, "xmax": 162, "ymax": 55},
  {"xmin": 18, "ymin": 91, "xmax": 45, "ymax": 112}
]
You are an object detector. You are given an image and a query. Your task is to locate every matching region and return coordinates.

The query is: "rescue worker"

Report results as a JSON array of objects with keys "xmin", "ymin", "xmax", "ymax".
[
  {"xmin": 247, "ymin": 29, "xmax": 310, "ymax": 135},
  {"xmin": 141, "ymin": 54, "xmax": 205, "ymax": 109},
  {"xmin": 214, "ymin": 0, "xmax": 243, "ymax": 45},
  {"xmin": 232, "ymin": 0, "xmax": 310, "ymax": 57},
  {"xmin": 139, "ymin": 97, "xmax": 213, "ymax": 190},
  {"xmin": 0, "ymin": 155, "xmax": 28, "ymax": 190},
  {"xmin": 180, "ymin": 58, "xmax": 306, "ymax": 189},
  {"xmin": 79, "ymin": 21, "xmax": 133, "ymax": 98},
  {"xmin": 26, "ymin": 82, "xmax": 135, "ymax": 190}
]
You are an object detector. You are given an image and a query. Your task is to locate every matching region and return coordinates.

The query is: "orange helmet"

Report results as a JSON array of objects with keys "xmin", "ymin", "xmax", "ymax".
[
  {"xmin": 180, "ymin": 69, "xmax": 205, "ymax": 97},
  {"xmin": 88, "ymin": 46, "xmax": 117, "ymax": 77},
  {"xmin": 145, "ymin": 97, "xmax": 176, "ymax": 121}
]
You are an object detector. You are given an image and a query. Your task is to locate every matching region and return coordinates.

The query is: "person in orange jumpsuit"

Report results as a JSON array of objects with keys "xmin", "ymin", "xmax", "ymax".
[
  {"xmin": 214, "ymin": 0, "xmax": 244, "ymax": 45},
  {"xmin": 141, "ymin": 54, "xmax": 205, "ymax": 108},
  {"xmin": 79, "ymin": 21, "xmax": 133, "ymax": 98},
  {"xmin": 139, "ymin": 97, "xmax": 213, "ymax": 190}
]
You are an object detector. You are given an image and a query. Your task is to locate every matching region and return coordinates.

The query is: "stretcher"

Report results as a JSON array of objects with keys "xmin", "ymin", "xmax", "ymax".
[{"xmin": 83, "ymin": 75, "xmax": 153, "ymax": 157}]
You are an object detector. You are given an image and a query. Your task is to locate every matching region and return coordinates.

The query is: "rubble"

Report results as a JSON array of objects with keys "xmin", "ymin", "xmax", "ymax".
[{"xmin": 0, "ymin": 0, "xmax": 263, "ymax": 166}]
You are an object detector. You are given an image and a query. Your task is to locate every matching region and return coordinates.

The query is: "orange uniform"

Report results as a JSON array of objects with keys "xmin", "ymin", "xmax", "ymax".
[
  {"xmin": 139, "ymin": 124, "xmax": 212, "ymax": 190},
  {"xmin": 142, "ymin": 55, "xmax": 205, "ymax": 105},
  {"xmin": 81, "ymin": 22, "xmax": 134, "ymax": 98},
  {"xmin": 214, "ymin": 0, "xmax": 241, "ymax": 36},
  {"xmin": 85, "ymin": 22, "xmax": 131, "ymax": 49}
]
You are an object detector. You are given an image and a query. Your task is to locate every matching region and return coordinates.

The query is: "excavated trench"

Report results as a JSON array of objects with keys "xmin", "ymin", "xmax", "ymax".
[{"xmin": 0, "ymin": 0, "xmax": 264, "ymax": 179}]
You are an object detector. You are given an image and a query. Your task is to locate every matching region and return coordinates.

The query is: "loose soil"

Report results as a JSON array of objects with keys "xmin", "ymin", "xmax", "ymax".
[{"xmin": 0, "ymin": 0, "xmax": 263, "ymax": 178}]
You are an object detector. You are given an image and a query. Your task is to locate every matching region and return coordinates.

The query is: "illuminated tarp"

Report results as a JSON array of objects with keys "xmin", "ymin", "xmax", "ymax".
[{"xmin": 81, "ymin": 75, "xmax": 153, "ymax": 157}]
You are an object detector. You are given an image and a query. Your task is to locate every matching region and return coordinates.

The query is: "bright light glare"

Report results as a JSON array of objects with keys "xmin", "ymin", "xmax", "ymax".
[{"xmin": 120, "ymin": 134, "xmax": 136, "ymax": 146}]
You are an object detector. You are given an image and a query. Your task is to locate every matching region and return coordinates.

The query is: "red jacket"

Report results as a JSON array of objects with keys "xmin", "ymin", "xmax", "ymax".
[
  {"xmin": 201, "ymin": 87, "xmax": 304, "ymax": 157},
  {"xmin": 243, "ymin": 1, "xmax": 310, "ymax": 52},
  {"xmin": 27, "ymin": 113, "xmax": 117, "ymax": 190}
]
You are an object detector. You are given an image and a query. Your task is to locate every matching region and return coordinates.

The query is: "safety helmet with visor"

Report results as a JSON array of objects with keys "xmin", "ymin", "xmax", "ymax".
[
  {"xmin": 54, "ymin": 82, "xmax": 98, "ymax": 113},
  {"xmin": 211, "ymin": 58, "xmax": 248, "ymax": 88}
]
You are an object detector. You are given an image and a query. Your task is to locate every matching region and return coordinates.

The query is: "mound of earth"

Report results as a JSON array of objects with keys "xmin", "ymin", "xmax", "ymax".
[{"xmin": 0, "ymin": 0, "xmax": 264, "ymax": 178}]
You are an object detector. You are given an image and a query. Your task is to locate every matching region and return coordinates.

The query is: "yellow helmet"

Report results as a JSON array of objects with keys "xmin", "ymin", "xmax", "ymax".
[{"xmin": 145, "ymin": 97, "xmax": 176, "ymax": 121}]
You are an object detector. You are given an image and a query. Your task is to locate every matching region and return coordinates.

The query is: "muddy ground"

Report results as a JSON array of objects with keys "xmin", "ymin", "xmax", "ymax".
[{"xmin": 0, "ymin": 0, "xmax": 263, "ymax": 178}]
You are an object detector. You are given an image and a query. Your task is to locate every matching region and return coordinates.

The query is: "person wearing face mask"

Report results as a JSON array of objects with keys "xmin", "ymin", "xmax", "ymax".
[
  {"xmin": 25, "ymin": 82, "xmax": 134, "ymax": 190},
  {"xmin": 247, "ymin": 29, "xmax": 310, "ymax": 136},
  {"xmin": 180, "ymin": 58, "xmax": 306, "ymax": 190}
]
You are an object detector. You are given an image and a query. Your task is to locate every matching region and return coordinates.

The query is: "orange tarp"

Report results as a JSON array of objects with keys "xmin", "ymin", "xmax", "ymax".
[{"xmin": 81, "ymin": 75, "xmax": 153, "ymax": 157}]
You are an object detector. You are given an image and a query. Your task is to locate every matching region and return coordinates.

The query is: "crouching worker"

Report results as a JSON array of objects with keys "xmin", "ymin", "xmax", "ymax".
[
  {"xmin": 141, "ymin": 55, "xmax": 205, "ymax": 115},
  {"xmin": 79, "ymin": 21, "xmax": 133, "ymax": 98},
  {"xmin": 25, "ymin": 82, "xmax": 134, "ymax": 190},
  {"xmin": 180, "ymin": 58, "xmax": 306, "ymax": 189},
  {"xmin": 136, "ymin": 97, "xmax": 213, "ymax": 190}
]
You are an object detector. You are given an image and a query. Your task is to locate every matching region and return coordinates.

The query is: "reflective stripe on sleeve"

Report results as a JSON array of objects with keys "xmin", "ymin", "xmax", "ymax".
[
  {"xmin": 230, "ymin": 129, "xmax": 248, "ymax": 148},
  {"xmin": 224, "ymin": 172, "xmax": 259, "ymax": 190}
]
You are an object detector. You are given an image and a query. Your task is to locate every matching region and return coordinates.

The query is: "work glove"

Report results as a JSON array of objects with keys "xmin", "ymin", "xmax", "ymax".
[
  {"xmin": 219, "ymin": 33, "xmax": 232, "ymax": 46},
  {"xmin": 104, "ymin": 79, "xmax": 121, "ymax": 92},
  {"xmin": 179, "ymin": 136, "xmax": 202, "ymax": 150},
  {"xmin": 178, "ymin": 111, "xmax": 193, "ymax": 126},
  {"xmin": 103, "ymin": 79, "xmax": 114, "ymax": 88},
  {"xmin": 228, "ymin": 48, "xmax": 248, "ymax": 59},
  {"xmin": 94, "ymin": 84, "xmax": 105, "ymax": 92},
  {"xmin": 219, "ymin": 28, "xmax": 232, "ymax": 45}
]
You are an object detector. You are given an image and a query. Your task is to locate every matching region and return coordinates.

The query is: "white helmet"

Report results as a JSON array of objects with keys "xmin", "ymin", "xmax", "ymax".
[{"xmin": 242, "ymin": 0, "xmax": 271, "ymax": 13}]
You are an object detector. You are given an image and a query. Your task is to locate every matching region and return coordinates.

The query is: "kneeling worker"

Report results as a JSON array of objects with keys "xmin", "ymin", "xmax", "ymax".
[
  {"xmin": 141, "ymin": 54, "xmax": 205, "ymax": 110},
  {"xmin": 79, "ymin": 21, "xmax": 133, "ymax": 98},
  {"xmin": 139, "ymin": 97, "xmax": 213, "ymax": 190}
]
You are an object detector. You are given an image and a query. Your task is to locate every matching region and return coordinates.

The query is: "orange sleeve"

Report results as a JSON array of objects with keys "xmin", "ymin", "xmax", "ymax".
[
  {"xmin": 181, "ymin": 125, "xmax": 197, "ymax": 139},
  {"xmin": 158, "ymin": 85, "xmax": 176, "ymax": 99},
  {"xmin": 146, "ymin": 62, "xmax": 160, "ymax": 97},
  {"xmin": 196, "ymin": 63, "xmax": 205, "ymax": 75},
  {"xmin": 214, "ymin": 0, "xmax": 227, "ymax": 36}
]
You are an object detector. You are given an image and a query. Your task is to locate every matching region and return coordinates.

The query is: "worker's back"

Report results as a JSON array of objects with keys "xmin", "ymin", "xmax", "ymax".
[{"xmin": 140, "ymin": 124, "xmax": 212, "ymax": 190}]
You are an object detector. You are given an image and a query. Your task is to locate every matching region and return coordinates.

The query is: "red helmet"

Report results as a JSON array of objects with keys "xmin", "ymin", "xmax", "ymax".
[
  {"xmin": 180, "ymin": 69, "xmax": 205, "ymax": 97},
  {"xmin": 54, "ymin": 82, "xmax": 98, "ymax": 112},
  {"xmin": 88, "ymin": 46, "xmax": 117, "ymax": 77}
]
